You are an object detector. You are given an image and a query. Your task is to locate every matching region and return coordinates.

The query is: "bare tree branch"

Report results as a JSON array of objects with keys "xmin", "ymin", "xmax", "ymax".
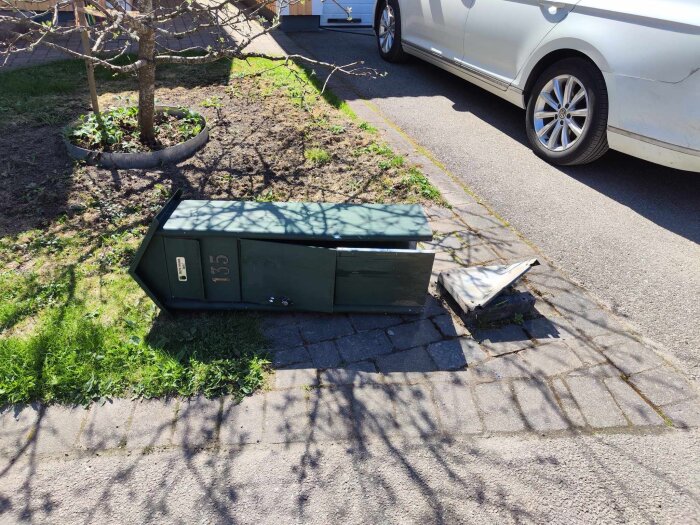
[{"xmin": 0, "ymin": 0, "xmax": 380, "ymax": 143}]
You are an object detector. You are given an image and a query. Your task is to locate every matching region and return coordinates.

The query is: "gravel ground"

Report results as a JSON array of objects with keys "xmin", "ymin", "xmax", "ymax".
[{"xmin": 3, "ymin": 429, "xmax": 699, "ymax": 523}]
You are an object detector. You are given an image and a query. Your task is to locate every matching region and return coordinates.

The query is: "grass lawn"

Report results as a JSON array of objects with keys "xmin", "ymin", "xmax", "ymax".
[{"xmin": 0, "ymin": 56, "xmax": 444, "ymax": 406}]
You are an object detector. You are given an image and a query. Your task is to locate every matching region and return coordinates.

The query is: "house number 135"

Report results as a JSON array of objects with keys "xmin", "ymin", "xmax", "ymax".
[{"xmin": 209, "ymin": 254, "xmax": 230, "ymax": 283}]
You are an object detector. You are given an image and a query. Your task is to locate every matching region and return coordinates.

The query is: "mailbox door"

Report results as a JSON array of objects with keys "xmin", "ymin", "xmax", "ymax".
[
  {"xmin": 164, "ymin": 238, "xmax": 205, "ymax": 300},
  {"xmin": 334, "ymin": 248, "xmax": 435, "ymax": 308},
  {"xmin": 240, "ymin": 239, "xmax": 336, "ymax": 312}
]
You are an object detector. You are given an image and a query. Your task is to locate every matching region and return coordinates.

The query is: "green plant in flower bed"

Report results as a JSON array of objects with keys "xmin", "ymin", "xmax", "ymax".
[
  {"xmin": 402, "ymin": 167, "xmax": 443, "ymax": 202},
  {"xmin": 304, "ymin": 147, "xmax": 331, "ymax": 165},
  {"xmin": 66, "ymin": 106, "xmax": 204, "ymax": 153}
]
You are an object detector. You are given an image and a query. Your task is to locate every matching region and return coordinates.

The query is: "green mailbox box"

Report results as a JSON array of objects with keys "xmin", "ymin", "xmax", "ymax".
[{"xmin": 130, "ymin": 191, "xmax": 435, "ymax": 313}]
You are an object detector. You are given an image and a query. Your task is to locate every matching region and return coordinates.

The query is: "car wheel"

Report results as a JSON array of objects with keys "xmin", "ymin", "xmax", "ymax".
[
  {"xmin": 376, "ymin": 0, "xmax": 406, "ymax": 63},
  {"xmin": 525, "ymin": 58, "xmax": 609, "ymax": 166}
]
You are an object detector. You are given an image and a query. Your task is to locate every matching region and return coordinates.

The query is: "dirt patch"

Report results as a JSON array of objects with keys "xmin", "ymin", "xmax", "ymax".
[{"xmin": 0, "ymin": 58, "xmax": 442, "ymax": 241}]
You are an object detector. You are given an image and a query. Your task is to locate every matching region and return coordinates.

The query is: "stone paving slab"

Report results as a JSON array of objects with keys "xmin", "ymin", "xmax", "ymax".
[
  {"xmin": 476, "ymin": 325, "xmax": 532, "ymax": 356},
  {"xmin": 431, "ymin": 379, "xmax": 482, "ymax": 434},
  {"xmin": 470, "ymin": 354, "xmax": 535, "ymax": 382},
  {"xmin": 387, "ymin": 320, "xmax": 442, "ymax": 351},
  {"xmin": 220, "ymin": 394, "xmax": 264, "ymax": 446},
  {"xmin": 0, "ymin": 405, "xmax": 39, "ymax": 457},
  {"xmin": 272, "ymin": 346, "xmax": 310, "ymax": 368},
  {"xmin": 390, "ymin": 383, "xmax": 440, "ymax": 437},
  {"xmin": 274, "ymin": 368, "xmax": 318, "ymax": 390},
  {"xmin": 519, "ymin": 341, "xmax": 583, "ymax": 377},
  {"xmin": 78, "ymin": 399, "xmax": 134, "ymax": 451},
  {"xmin": 513, "ymin": 380, "xmax": 569, "ymax": 432},
  {"xmin": 4, "ymin": 369, "xmax": 696, "ymax": 458},
  {"xmin": 451, "ymin": 243, "xmax": 502, "ymax": 267},
  {"xmin": 264, "ymin": 389, "xmax": 311, "ymax": 444},
  {"xmin": 376, "ymin": 347, "xmax": 436, "ymax": 374},
  {"xmin": 172, "ymin": 396, "xmax": 221, "ymax": 450},
  {"xmin": 34, "ymin": 405, "xmax": 87, "ymax": 455},
  {"xmin": 522, "ymin": 316, "xmax": 577, "ymax": 342},
  {"xmin": 307, "ymin": 341, "xmax": 342, "ymax": 369},
  {"xmin": 548, "ymin": 292, "xmax": 625, "ymax": 339},
  {"xmin": 601, "ymin": 339, "xmax": 667, "ymax": 376},
  {"xmin": 565, "ymin": 339, "xmax": 608, "ymax": 366},
  {"xmin": 474, "ymin": 382, "xmax": 525, "ymax": 432},
  {"xmin": 309, "ymin": 386, "xmax": 354, "ymax": 442},
  {"xmin": 568, "ymin": 363, "xmax": 621, "ymax": 379},
  {"xmin": 628, "ymin": 367, "xmax": 696, "ymax": 407},
  {"xmin": 550, "ymin": 378, "xmax": 586, "ymax": 428},
  {"xmin": 300, "ymin": 316, "xmax": 355, "ymax": 344},
  {"xmin": 603, "ymin": 378, "xmax": 663, "ymax": 427},
  {"xmin": 381, "ymin": 371, "xmax": 434, "ymax": 385},
  {"xmin": 352, "ymin": 385, "xmax": 396, "ymax": 440},
  {"xmin": 265, "ymin": 324, "xmax": 304, "ymax": 351},
  {"xmin": 432, "ymin": 313, "xmax": 470, "ymax": 338},
  {"xmin": 427, "ymin": 338, "xmax": 487, "ymax": 370},
  {"xmin": 662, "ymin": 398, "xmax": 700, "ymax": 429},
  {"xmin": 336, "ymin": 329, "xmax": 393, "ymax": 363},
  {"xmin": 320, "ymin": 364, "xmax": 381, "ymax": 387},
  {"xmin": 348, "ymin": 313, "xmax": 403, "ymax": 332},
  {"xmin": 128, "ymin": 398, "xmax": 178, "ymax": 450},
  {"xmin": 566, "ymin": 376, "xmax": 627, "ymax": 429}
]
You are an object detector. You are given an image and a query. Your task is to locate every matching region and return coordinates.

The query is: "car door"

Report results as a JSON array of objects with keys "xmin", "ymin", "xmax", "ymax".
[
  {"xmin": 459, "ymin": 0, "xmax": 581, "ymax": 87},
  {"xmin": 400, "ymin": 0, "xmax": 471, "ymax": 60}
]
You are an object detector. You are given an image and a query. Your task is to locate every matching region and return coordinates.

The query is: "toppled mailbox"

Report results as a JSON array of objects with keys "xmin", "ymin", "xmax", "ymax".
[
  {"xmin": 130, "ymin": 190, "xmax": 436, "ymax": 314},
  {"xmin": 438, "ymin": 259, "xmax": 539, "ymax": 314}
]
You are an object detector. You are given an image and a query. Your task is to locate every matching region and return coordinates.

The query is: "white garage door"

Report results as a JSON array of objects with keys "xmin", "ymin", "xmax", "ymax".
[{"xmin": 321, "ymin": 0, "xmax": 374, "ymax": 26}]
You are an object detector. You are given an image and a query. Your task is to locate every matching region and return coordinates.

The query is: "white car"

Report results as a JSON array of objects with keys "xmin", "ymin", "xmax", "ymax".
[{"xmin": 373, "ymin": 0, "xmax": 700, "ymax": 172}]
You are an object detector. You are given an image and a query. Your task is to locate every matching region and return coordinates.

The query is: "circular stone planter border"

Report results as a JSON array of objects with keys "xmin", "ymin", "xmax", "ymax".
[{"xmin": 64, "ymin": 106, "xmax": 209, "ymax": 169}]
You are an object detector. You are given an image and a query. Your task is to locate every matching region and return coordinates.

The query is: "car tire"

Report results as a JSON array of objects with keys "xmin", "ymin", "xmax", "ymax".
[
  {"xmin": 376, "ymin": 0, "xmax": 407, "ymax": 63},
  {"xmin": 525, "ymin": 58, "xmax": 609, "ymax": 166}
]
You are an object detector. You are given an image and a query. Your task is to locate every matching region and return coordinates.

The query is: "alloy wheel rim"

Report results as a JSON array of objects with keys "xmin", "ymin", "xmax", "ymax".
[
  {"xmin": 533, "ymin": 74, "xmax": 589, "ymax": 152},
  {"xmin": 378, "ymin": 4, "xmax": 395, "ymax": 54}
]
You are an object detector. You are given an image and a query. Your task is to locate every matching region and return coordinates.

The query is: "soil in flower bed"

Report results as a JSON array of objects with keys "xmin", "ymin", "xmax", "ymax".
[{"xmin": 0, "ymin": 56, "xmax": 446, "ymax": 405}]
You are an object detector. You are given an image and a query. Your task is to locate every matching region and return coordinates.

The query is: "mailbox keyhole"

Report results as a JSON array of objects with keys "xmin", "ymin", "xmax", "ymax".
[{"xmin": 268, "ymin": 296, "xmax": 292, "ymax": 307}]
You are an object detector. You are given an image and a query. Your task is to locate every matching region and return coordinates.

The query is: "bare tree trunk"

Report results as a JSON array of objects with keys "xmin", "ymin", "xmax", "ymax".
[
  {"xmin": 73, "ymin": 0, "xmax": 100, "ymax": 118},
  {"xmin": 137, "ymin": 0, "xmax": 156, "ymax": 145}
]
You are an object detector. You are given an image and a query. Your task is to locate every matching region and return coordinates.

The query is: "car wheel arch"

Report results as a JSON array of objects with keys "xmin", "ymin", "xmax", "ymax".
[{"xmin": 522, "ymin": 49, "xmax": 608, "ymax": 105}]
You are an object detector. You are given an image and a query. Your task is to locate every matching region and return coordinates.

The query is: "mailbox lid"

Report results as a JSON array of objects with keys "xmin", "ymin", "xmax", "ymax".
[{"xmin": 161, "ymin": 200, "xmax": 432, "ymax": 242}]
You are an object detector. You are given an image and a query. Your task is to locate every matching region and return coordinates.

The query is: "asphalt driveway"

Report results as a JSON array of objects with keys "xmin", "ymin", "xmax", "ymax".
[{"xmin": 277, "ymin": 29, "xmax": 700, "ymax": 378}]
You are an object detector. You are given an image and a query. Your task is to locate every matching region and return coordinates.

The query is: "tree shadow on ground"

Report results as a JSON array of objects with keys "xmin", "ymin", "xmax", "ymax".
[{"xmin": 1, "ymin": 341, "xmax": 697, "ymax": 523}]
